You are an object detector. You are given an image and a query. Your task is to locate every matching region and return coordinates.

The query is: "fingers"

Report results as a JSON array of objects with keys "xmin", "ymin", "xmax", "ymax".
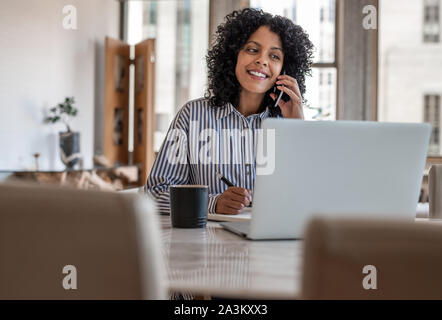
[
  {"xmin": 276, "ymin": 86, "xmax": 304, "ymax": 119},
  {"xmin": 229, "ymin": 187, "xmax": 250, "ymax": 196},
  {"xmin": 276, "ymin": 75, "xmax": 302, "ymax": 99},
  {"xmin": 276, "ymin": 80, "xmax": 302, "ymax": 99},
  {"xmin": 227, "ymin": 192, "xmax": 250, "ymax": 205},
  {"xmin": 229, "ymin": 187, "xmax": 252, "ymax": 201},
  {"xmin": 226, "ymin": 188, "xmax": 251, "ymax": 205},
  {"xmin": 270, "ymin": 82, "xmax": 304, "ymax": 119},
  {"xmin": 216, "ymin": 198, "xmax": 244, "ymax": 214},
  {"xmin": 219, "ymin": 207, "xmax": 241, "ymax": 215},
  {"xmin": 215, "ymin": 187, "xmax": 253, "ymax": 214},
  {"xmin": 225, "ymin": 200, "xmax": 245, "ymax": 211},
  {"xmin": 270, "ymin": 75, "xmax": 302, "ymax": 110},
  {"xmin": 230, "ymin": 187, "xmax": 252, "ymax": 200},
  {"xmin": 275, "ymin": 86, "xmax": 301, "ymax": 108}
]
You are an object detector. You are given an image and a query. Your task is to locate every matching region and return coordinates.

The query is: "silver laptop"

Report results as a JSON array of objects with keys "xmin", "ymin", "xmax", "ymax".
[{"xmin": 220, "ymin": 119, "xmax": 431, "ymax": 240}]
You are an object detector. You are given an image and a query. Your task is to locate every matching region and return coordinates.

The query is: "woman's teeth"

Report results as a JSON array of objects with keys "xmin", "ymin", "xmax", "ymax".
[{"xmin": 248, "ymin": 71, "xmax": 267, "ymax": 78}]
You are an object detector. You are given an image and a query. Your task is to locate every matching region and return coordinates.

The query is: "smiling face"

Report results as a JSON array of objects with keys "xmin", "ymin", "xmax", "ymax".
[{"xmin": 235, "ymin": 26, "xmax": 284, "ymax": 97}]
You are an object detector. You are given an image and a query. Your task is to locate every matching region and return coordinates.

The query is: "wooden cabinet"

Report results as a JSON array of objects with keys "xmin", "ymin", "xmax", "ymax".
[{"xmin": 103, "ymin": 37, "xmax": 155, "ymax": 186}]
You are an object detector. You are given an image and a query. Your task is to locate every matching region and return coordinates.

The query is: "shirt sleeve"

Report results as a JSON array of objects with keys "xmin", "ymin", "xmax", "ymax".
[
  {"xmin": 144, "ymin": 104, "xmax": 191, "ymax": 215},
  {"xmin": 208, "ymin": 194, "xmax": 222, "ymax": 213}
]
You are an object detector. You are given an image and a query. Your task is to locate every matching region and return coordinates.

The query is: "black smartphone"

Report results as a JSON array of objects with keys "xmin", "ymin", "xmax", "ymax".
[{"xmin": 273, "ymin": 70, "xmax": 290, "ymax": 107}]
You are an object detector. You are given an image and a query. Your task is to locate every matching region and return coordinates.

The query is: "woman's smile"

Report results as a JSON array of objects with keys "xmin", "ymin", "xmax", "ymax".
[{"xmin": 247, "ymin": 69, "xmax": 269, "ymax": 80}]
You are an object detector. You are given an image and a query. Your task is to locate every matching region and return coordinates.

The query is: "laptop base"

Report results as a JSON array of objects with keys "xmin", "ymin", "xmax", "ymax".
[{"xmin": 219, "ymin": 221, "xmax": 250, "ymax": 238}]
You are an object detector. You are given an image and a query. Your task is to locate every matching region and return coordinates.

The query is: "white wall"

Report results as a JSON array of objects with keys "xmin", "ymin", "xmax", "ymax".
[{"xmin": 0, "ymin": 0, "xmax": 119, "ymax": 170}]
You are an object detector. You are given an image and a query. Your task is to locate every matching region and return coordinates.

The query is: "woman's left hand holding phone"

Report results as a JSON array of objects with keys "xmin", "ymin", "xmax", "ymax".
[{"xmin": 270, "ymin": 74, "xmax": 304, "ymax": 119}]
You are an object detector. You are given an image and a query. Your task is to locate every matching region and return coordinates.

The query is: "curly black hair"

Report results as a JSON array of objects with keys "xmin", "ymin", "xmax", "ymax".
[{"xmin": 205, "ymin": 8, "xmax": 314, "ymax": 117}]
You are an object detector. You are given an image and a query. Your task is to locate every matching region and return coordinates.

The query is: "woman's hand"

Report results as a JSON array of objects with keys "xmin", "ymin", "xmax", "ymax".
[
  {"xmin": 270, "ymin": 74, "xmax": 304, "ymax": 119},
  {"xmin": 215, "ymin": 187, "xmax": 252, "ymax": 215}
]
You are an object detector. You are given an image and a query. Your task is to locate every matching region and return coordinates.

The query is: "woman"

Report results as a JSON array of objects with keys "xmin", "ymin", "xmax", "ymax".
[{"xmin": 145, "ymin": 8, "xmax": 314, "ymax": 215}]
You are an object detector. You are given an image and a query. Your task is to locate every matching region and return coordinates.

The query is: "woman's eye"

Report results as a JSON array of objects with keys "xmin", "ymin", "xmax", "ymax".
[{"xmin": 245, "ymin": 47, "xmax": 281, "ymax": 60}]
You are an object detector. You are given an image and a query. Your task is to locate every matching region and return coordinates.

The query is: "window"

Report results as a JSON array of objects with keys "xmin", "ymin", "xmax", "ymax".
[
  {"xmin": 127, "ymin": 0, "xmax": 209, "ymax": 152},
  {"xmin": 424, "ymin": 0, "xmax": 440, "ymax": 43},
  {"xmin": 250, "ymin": 0, "xmax": 337, "ymax": 121},
  {"xmin": 379, "ymin": 0, "xmax": 442, "ymax": 156},
  {"xmin": 292, "ymin": 1, "xmax": 297, "ymax": 23},
  {"xmin": 329, "ymin": 0, "xmax": 335, "ymax": 22},
  {"xmin": 424, "ymin": 94, "xmax": 441, "ymax": 154}
]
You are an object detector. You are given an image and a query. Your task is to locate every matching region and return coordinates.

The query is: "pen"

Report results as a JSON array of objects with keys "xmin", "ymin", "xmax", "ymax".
[
  {"xmin": 215, "ymin": 171, "xmax": 234, "ymax": 187},
  {"xmin": 215, "ymin": 171, "xmax": 252, "ymax": 207}
]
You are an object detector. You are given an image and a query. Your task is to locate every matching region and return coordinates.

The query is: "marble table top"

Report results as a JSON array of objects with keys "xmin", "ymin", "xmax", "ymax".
[{"xmin": 160, "ymin": 216, "xmax": 303, "ymax": 299}]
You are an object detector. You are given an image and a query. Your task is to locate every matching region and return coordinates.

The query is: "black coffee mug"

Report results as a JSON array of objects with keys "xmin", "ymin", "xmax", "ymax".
[{"xmin": 170, "ymin": 185, "xmax": 209, "ymax": 228}]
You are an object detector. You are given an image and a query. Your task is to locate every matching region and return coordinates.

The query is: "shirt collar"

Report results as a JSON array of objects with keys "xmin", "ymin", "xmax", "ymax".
[
  {"xmin": 258, "ymin": 107, "xmax": 271, "ymax": 119},
  {"xmin": 214, "ymin": 102, "xmax": 271, "ymax": 120},
  {"xmin": 214, "ymin": 103, "xmax": 235, "ymax": 120}
]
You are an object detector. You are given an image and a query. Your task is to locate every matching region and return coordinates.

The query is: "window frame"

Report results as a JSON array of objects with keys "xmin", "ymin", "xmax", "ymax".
[{"xmin": 311, "ymin": 0, "xmax": 340, "ymax": 120}]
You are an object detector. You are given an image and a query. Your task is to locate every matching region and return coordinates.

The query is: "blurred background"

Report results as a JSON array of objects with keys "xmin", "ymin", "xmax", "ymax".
[{"xmin": 0, "ymin": 0, "xmax": 440, "ymax": 192}]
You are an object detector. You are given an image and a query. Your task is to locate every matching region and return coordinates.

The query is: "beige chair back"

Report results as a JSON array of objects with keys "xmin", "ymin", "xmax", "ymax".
[
  {"xmin": 0, "ymin": 182, "xmax": 166, "ymax": 299},
  {"xmin": 302, "ymin": 216, "xmax": 442, "ymax": 299}
]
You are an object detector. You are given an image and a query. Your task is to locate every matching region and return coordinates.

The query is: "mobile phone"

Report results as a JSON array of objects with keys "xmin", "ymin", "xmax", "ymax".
[{"xmin": 273, "ymin": 70, "xmax": 290, "ymax": 107}]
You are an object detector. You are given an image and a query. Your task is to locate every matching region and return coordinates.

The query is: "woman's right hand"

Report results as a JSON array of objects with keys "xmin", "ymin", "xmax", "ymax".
[{"xmin": 215, "ymin": 187, "xmax": 252, "ymax": 215}]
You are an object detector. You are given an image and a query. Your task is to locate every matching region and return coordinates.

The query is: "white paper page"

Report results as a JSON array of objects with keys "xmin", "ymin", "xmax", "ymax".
[{"xmin": 208, "ymin": 207, "xmax": 252, "ymax": 222}]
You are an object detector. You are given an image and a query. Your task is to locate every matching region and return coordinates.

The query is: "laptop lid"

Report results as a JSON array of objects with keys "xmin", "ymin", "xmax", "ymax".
[{"xmin": 247, "ymin": 119, "xmax": 431, "ymax": 240}]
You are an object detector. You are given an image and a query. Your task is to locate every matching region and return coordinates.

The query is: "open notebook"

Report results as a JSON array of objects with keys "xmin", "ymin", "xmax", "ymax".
[{"xmin": 208, "ymin": 207, "xmax": 252, "ymax": 222}]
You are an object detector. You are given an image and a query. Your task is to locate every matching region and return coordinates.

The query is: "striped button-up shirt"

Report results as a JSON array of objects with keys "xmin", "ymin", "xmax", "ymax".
[{"xmin": 145, "ymin": 97, "xmax": 275, "ymax": 215}]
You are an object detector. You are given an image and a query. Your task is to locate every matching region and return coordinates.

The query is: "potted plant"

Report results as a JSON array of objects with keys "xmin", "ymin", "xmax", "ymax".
[{"xmin": 46, "ymin": 97, "xmax": 80, "ymax": 169}]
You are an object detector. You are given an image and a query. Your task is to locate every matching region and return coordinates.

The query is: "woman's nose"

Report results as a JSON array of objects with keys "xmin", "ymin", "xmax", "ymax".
[{"xmin": 255, "ymin": 56, "xmax": 268, "ymax": 67}]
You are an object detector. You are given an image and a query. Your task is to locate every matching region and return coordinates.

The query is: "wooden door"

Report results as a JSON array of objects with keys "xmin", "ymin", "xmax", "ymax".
[
  {"xmin": 133, "ymin": 39, "xmax": 156, "ymax": 185},
  {"xmin": 103, "ymin": 37, "xmax": 130, "ymax": 166}
]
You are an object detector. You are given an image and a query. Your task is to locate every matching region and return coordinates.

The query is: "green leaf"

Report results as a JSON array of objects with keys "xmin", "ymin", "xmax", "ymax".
[{"xmin": 47, "ymin": 97, "xmax": 77, "ymax": 125}]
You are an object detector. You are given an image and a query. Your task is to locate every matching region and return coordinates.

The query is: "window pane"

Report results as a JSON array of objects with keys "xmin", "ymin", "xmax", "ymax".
[
  {"xmin": 250, "ymin": 0, "xmax": 336, "ymax": 63},
  {"xmin": 128, "ymin": 0, "xmax": 210, "ymax": 152},
  {"xmin": 379, "ymin": 0, "xmax": 442, "ymax": 156},
  {"xmin": 304, "ymin": 68, "xmax": 336, "ymax": 120},
  {"xmin": 423, "ymin": 0, "xmax": 441, "ymax": 43}
]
